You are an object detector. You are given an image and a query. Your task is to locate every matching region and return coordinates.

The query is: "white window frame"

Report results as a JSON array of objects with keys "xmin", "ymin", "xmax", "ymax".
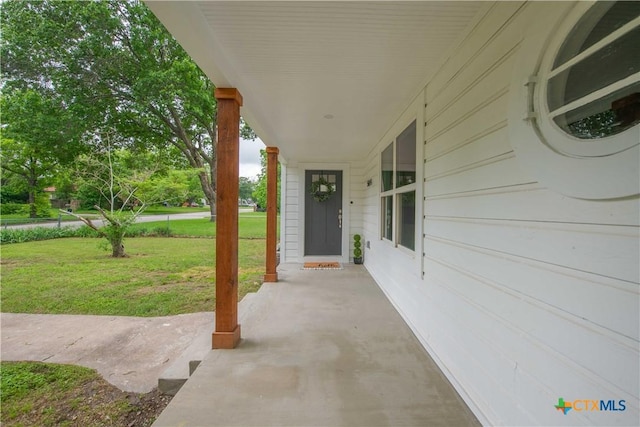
[
  {"xmin": 380, "ymin": 120, "xmax": 418, "ymax": 253},
  {"xmin": 538, "ymin": 4, "xmax": 640, "ymax": 157},
  {"xmin": 507, "ymin": 1, "xmax": 640, "ymax": 200}
]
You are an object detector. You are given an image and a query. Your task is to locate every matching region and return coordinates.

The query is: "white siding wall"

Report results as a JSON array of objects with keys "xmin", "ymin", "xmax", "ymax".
[
  {"xmin": 348, "ymin": 163, "xmax": 366, "ymax": 261},
  {"xmin": 363, "ymin": 2, "xmax": 639, "ymax": 426},
  {"xmin": 282, "ymin": 164, "xmax": 300, "ymax": 263},
  {"xmin": 281, "ymin": 162, "xmax": 364, "ymax": 263}
]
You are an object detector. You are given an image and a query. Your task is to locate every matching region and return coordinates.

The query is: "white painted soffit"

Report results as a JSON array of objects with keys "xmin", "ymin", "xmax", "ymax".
[{"xmin": 145, "ymin": 1, "xmax": 484, "ymax": 162}]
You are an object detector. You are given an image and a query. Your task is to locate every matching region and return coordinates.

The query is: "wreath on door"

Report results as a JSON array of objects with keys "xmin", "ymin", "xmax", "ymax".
[{"xmin": 310, "ymin": 176, "xmax": 335, "ymax": 202}]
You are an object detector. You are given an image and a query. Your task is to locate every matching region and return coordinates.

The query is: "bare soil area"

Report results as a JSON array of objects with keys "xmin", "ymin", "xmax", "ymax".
[{"xmin": 2, "ymin": 373, "xmax": 172, "ymax": 427}]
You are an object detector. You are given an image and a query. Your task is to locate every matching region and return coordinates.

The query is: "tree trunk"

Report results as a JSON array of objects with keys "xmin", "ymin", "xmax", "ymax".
[
  {"xmin": 208, "ymin": 203, "xmax": 216, "ymax": 222},
  {"xmin": 28, "ymin": 189, "xmax": 37, "ymax": 218},
  {"xmin": 110, "ymin": 236, "xmax": 126, "ymax": 257},
  {"xmin": 196, "ymin": 170, "xmax": 216, "ymax": 222},
  {"xmin": 26, "ymin": 162, "xmax": 40, "ymax": 218}
]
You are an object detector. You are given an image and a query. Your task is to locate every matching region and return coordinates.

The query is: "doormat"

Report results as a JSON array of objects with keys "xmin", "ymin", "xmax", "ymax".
[{"xmin": 303, "ymin": 262, "xmax": 342, "ymax": 270}]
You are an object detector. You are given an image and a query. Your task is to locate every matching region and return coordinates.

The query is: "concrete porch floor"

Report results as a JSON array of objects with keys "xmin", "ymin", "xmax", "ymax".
[{"xmin": 153, "ymin": 264, "xmax": 480, "ymax": 427}]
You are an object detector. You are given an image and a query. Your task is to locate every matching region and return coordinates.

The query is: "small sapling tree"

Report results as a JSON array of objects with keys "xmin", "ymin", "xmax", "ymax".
[{"xmin": 62, "ymin": 134, "xmax": 191, "ymax": 257}]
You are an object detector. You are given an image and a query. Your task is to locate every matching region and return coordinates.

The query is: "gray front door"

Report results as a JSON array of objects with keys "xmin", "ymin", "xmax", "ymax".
[{"xmin": 305, "ymin": 170, "xmax": 342, "ymax": 256}]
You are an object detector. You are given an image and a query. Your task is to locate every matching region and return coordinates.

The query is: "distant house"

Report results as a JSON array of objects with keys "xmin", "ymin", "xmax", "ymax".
[
  {"xmin": 43, "ymin": 186, "xmax": 65, "ymax": 208},
  {"xmin": 147, "ymin": 2, "xmax": 639, "ymax": 425},
  {"xmin": 44, "ymin": 186, "xmax": 79, "ymax": 210}
]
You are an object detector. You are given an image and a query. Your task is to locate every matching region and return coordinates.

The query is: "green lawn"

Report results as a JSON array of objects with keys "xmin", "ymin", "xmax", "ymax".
[
  {"xmin": 0, "ymin": 214, "xmax": 274, "ymax": 316},
  {"xmin": 135, "ymin": 205, "xmax": 211, "ymax": 215},
  {"xmin": 130, "ymin": 212, "xmax": 273, "ymax": 239},
  {"xmin": 0, "ymin": 361, "xmax": 163, "ymax": 426},
  {"xmin": 0, "ymin": 237, "xmax": 264, "ymax": 316},
  {"xmin": 1, "ymin": 362, "xmax": 100, "ymax": 426}
]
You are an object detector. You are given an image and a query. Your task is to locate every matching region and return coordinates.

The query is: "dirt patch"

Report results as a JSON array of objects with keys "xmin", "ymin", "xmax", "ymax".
[
  {"xmin": 122, "ymin": 388, "xmax": 172, "ymax": 427},
  {"xmin": 178, "ymin": 266, "xmax": 215, "ymax": 281},
  {"xmin": 2, "ymin": 375, "xmax": 172, "ymax": 427}
]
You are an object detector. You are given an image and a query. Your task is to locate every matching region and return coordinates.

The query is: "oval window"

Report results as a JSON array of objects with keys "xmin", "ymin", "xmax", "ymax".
[
  {"xmin": 541, "ymin": 1, "xmax": 640, "ymax": 153},
  {"xmin": 507, "ymin": 1, "xmax": 640, "ymax": 200}
]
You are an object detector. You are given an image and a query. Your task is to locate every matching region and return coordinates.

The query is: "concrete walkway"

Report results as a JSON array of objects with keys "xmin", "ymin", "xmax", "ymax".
[
  {"xmin": 2, "ymin": 211, "xmax": 211, "ymax": 230},
  {"xmin": 0, "ymin": 312, "xmax": 214, "ymax": 393},
  {"xmin": 153, "ymin": 264, "xmax": 480, "ymax": 427}
]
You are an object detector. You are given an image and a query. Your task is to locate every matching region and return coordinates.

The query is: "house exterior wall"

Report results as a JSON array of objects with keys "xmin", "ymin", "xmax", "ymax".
[
  {"xmin": 360, "ymin": 2, "xmax": 639, "ymax": 426},
  {"xmin": 281, "ymin": 163, "xmax": 300, "ymax": 263},
  {"xmin": 348, "ymin": 163, "xmax": 366, "ymax": 260},
  {"xmin": 279, "ymin": 2, "xmax": 638, "ymax": 424},
  {"xmin": 281, "ymin": 162, "xmax": 355, "ymax": 263}
]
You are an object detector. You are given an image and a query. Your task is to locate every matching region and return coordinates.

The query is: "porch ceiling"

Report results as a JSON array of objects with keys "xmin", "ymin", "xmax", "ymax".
[{"xmin": 146, "ymin": 1, "xmax": 484, "ymax": 162}]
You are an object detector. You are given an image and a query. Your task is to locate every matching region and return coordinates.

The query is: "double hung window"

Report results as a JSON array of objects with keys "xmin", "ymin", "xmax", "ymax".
[{"xmin": 380, "ymin": 120, "xmax": 417, "ymax": 251}]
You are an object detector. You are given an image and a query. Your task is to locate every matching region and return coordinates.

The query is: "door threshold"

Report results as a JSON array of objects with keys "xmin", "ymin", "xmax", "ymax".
[{"xmin": 303, "ymin": 256, "xmax": 346, "ymax": 263}]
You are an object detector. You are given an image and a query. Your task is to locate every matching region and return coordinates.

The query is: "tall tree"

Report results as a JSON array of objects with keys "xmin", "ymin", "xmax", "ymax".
[
  {"xmin": 1, "ymin": 0, "xmax": 254, "ymax": 221},
  {"xmin": 252, "ymin": 149, "xmax": 280, "ymax": 211},
  {"xmin": 0, "ymin": 89, "xmax": 84, "ymax": 217},
  {"xmin": 239, "ymin": 177, "xmax": 255, "ymax": 203}
]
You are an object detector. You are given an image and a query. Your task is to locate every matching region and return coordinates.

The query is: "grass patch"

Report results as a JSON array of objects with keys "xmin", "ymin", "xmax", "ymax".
[
  {"xmin": 0, "ymin": 361, "xmax": 170, "ymax": 427},
  {"xmin": 0, "ymin": 213, "xmax": 273, "ymax": 315},
  {"xmin": 1, "ymin": 362, "xmax": 96, "ymax": 402},
  {"xmin": 1, "ymin": 212, "xmax": 276, "ymax": 244},
  {"xmin": 140, "ymin": 205, "xmax": 211, "ymax": 215},
  {"xmin": 130, "ymin": 212, "xmax": 274, "ymax": 239},
  {"xmin": 0, "ymin": 237, "xmax": 264, "ymax": 316},
  {"xmin": 130, "ymin": 219, "xmax": 215, "ymax": 238}
]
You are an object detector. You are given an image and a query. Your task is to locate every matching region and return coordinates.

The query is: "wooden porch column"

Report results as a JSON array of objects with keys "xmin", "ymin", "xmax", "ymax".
[
  {"xmin": 264, "ymin": 146, "xmax": 279, "ymax": 282},
  {"xmin": 212, "ymin": 88, "xmax": 242, "ymax": 349}
]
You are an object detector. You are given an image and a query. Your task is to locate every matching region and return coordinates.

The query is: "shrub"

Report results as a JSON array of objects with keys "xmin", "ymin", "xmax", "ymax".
[
  {"xmin": 353, "ymin": 234, "xmax": 362, "ymax": 258},
  {"xmin": 0, "ymin": 203, "xmax": 27, "ymax": 215},
  {"xmin": 33, "ymin": 194, "xmax": 53, "ymax": 218},
  {"xmin": 71, "ymin": 226, "xmax": 101, "ymax": 238},
  {"xmin": 0, "ymin": 226, "xmax": 99, "ymax": 244},
  {"xmin": 0, "ymin": 197, "xmax": 52, "ymax": 218},
  {"xmin": 0, "ymin": 224, "xmax": 179, "ymax": 244},
  {"xmin": 152, "ymin": 226, "xmax": 172, "ymax": 237}
]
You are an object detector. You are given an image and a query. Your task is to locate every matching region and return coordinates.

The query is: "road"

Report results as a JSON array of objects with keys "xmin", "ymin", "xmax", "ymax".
[{"xmin": 3, "ymin": 209, "xmax": 254, "ymax": 230}]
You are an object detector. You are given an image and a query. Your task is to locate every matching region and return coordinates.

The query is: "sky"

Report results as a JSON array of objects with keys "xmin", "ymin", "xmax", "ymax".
[{"xmin": 239, "ymin": 137, "xmax": 264, "ymax": 180}]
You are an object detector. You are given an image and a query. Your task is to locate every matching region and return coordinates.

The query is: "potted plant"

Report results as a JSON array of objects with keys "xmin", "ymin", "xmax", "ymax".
[{"xmin": 353, "ymin": 234, "xmax": 363, "ymax": 264}]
